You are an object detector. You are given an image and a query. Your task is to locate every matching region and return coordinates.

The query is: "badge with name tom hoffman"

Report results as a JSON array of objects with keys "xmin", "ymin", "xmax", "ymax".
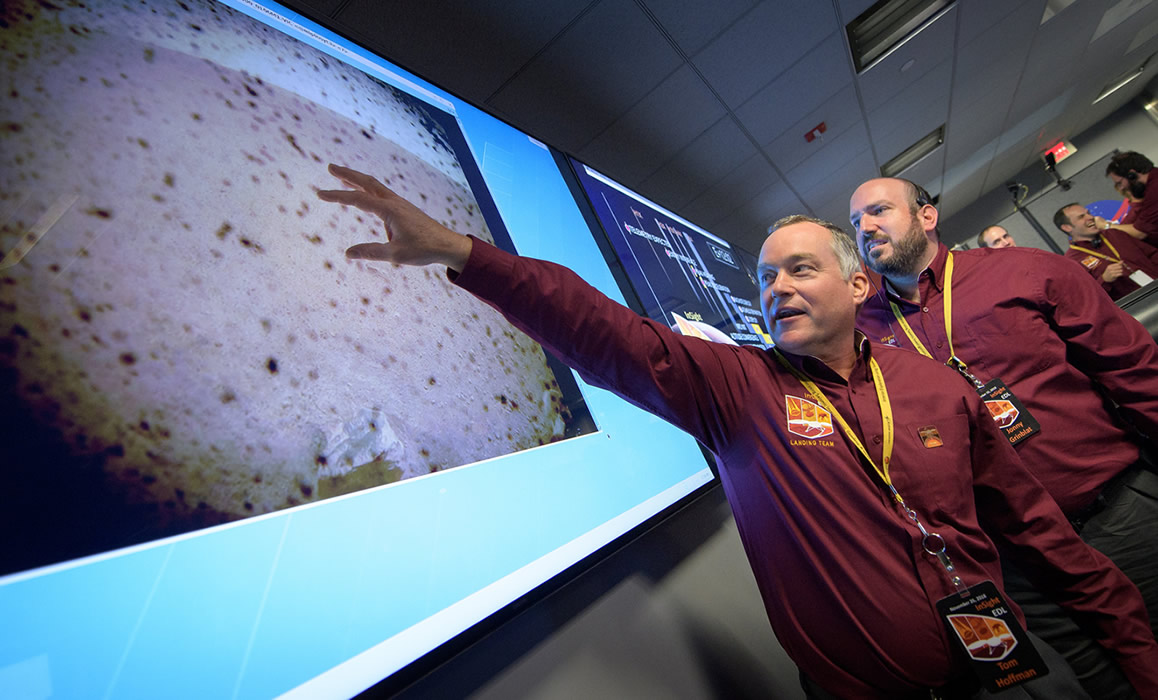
[
  {"xmin": 937, "ymin": 580, "xmax": 1048, "ymax": 693},
  {"xmin": 977, "ymin": 378, "xmax": 1039, "ymax": 446}
]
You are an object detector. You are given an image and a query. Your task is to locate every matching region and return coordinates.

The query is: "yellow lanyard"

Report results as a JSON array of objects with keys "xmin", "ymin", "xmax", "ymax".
[
  {"xmin": 772, "ymin": 349, "xmax": 897, "ymax": 501},
  {"xmin": 1070, "ymin": 236, "xmax": 1122, "ymax": 263},
  {"xmin": 772, "ymin": 347, "xmax": 968, "ymax": 593},
  {"xmin": 884, "ymin": 251, "xmax": 977, "ymax": 380}
]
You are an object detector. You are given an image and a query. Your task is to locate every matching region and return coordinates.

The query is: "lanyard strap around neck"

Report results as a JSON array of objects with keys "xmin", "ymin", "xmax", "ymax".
[
  {"xmin": 886, "ymin": 252, "xmax": 981, "ymax": 388},
  {"xmin": 772, "ymin": 349, "xmax": 896, "ymax": 499},
  {"xmin": 1071, "ymin": 236, "xmax": 1122, "ymax": 263},
  {"xmin": 772, "ymin": 348, "xmax": 969, "ymax": 594}
]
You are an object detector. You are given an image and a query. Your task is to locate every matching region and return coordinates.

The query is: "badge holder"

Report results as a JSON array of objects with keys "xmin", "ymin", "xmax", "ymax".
[
  {"xmin": 894, "ymin": 485, "xmax": 1049, "ymax": 693},
  {"xmin": 947, "ymin": 357, "xmax": 1040, "ymax": 447}
]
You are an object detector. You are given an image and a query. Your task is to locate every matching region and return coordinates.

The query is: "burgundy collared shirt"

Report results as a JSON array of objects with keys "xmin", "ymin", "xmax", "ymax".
[
  {"xmin": 1129, "ymin": 168, "xmax": 1158, "ymax": 245},
  {"xmin": 452, "ymin": 238, "xmax": 1158, "ymax": 698},
  {"xmin": 1065, "ymin": 228, "xmax": 1158, "ymax": 300},
  {"xmin": 857, "ymin": 244, "xmax": 1158, "ymax": 515}
]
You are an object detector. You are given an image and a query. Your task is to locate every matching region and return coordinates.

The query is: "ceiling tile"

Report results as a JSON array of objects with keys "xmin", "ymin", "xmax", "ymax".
[
  {"xmin": 711, "ymin": 180, "xmax": 806, "ymax": 253},
  {"xmin": 734, "ymin": 32, "xmax": 854, "ymax": 146},
  {"xmin": 866, "ymin": 59, "xmax": 951, "ymax": 160},
  {"xmin": 943, "ymin": 139, "xmax": 1000, "ymax": 194},
  {"xmin": 983, "ymin": 137, "xmax": 1042, "ymax": 193},
  {"xmin": 785, "ymin": 120, "xmax": 871, "ymax": 194},
  {"xmin": 1003, "ymin": 87, "xmax": 1076, "ymax": 156},
  {"xmin": 957, "ymin": 0, "xmax": 1042, "ymax": 46},
  {"xmin": 938, "ymin": 167, "xmax": 990, "ymax": 223},
  {"xmin": 487, "ymin": 0, "xmax": 683, "ymax": 151},
  {"xmin": 692, "ymin": 0, "xmax": 838, "ymax": 108},
  {"xmin": 953, "ymin": 0, "xmax": 1040, "ymax": 87},
  {"xmin": 674, "ymin": 153, "xmax": 780, "ymax": 225},
  {"xmin": 836, "ymin": 0, "xmax": 877, "ymax": 23},
  {"xmin": 1127, "ymin": 14, "xmax": 1158, "ymax": 53},
  {"xmin": 947, "ymin": 98, "xmax": 1007, "ymax": 164},
  {"xmin": 1019, "ymin": 0, "xmax": 1104, "ymax": 82},
  {"xmin": 763, "ymin": 83, "xmax": 863, "ymax": 172},
  {"xmin": 643, "ymin": 0, "xmax": 758, "ymax": 55},
  {"xmin": 577, "ymin": 65, "xmax": 727, "ymax": 185},
  {"xmin": 798, "ymin": 149, "xmax": 879, "ymax": 228},
  {"xmin": 952, "ymin": 50, "xmax": 1023, "ymax": 119},
  {"xmin": 893, "ymin": 145, "xmax": 946, "ymax": 198},
  {"xmin": 857, "ymin": 4, "xmax": 957, "ymax": 112},
  {"xmin": 638, "ymin": 117, "xmax": 759, "ymax": 212},
  {"xmin": 1092, "ymin": 0, "xmax": 1157, "ymax": 43},
  {"xmin": 331, "ymin": 0, "xmax": 590, "ymax": 104}
]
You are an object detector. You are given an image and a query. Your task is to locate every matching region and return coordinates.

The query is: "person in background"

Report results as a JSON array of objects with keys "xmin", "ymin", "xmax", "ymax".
[
  {"xmin": 316, "ymin": 163, "xmax": 1158, "ymax": 699},
  {"xmin": 1105, "ymin": 151, "xmax": 1158, "ymax": 244},
  {"xmin": 976, "ymin": 225, "xmax": 1015, "ymax": 249},
  {"xmin": 851, "ymin": 177, "xmax": 1158, "ymax": 699},
  {"xmin": 1055, "ymin": 203, "xmax": 1158, "ymax": 300}
]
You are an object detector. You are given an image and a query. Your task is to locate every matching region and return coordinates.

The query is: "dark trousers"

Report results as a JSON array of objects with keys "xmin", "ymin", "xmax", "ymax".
[
  {"xmin": 1000, "ymin": 463, "xmax": 1158, "ymax": 700},
  {"xmin": 799, "ymin": 632, "xmax": 1088, "ymax": 699}
]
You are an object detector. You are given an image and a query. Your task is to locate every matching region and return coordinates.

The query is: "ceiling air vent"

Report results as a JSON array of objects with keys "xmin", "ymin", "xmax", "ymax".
[
  {"xmin": 846, "ymin": 0, "xmax": 953, "ymax": 73},
  {"xmin": 881, "ymin": 125, "xmax": 944, "ymax": 178}
]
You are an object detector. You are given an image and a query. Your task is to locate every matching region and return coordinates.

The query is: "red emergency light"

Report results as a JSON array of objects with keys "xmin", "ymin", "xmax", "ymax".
[{"xmin": 1044, "ymin": 141, "xmax": 1073, "ymax": 164}]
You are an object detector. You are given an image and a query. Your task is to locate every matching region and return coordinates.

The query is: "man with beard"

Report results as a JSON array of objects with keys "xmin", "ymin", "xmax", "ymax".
[
  {"xmin": 1055, "ymin": 203, "xmax": 1158, "ymax": 300},
  {"xmin": 851, "ymin": 177, "xmax": 1158, "ymax": 699},
  {"xmin": 1105, "ymin": 151, "xmax": 1158, "ymax": 245},
  {"xmin": 316, "ymin": 164, "xmax": 1158, "ymax": 699}
]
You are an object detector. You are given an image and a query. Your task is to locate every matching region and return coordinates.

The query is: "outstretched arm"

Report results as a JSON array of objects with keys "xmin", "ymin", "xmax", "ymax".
[
  {"xmin": 316, "ymin": 163, "xmax": 473, "ymax": 271},
  {"xmin": 316, "ymin": 164, "xmax": 749, "ymax": 454}
]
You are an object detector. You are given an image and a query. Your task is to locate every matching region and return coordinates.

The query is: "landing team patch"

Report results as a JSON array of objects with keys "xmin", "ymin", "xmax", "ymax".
[{"xmin": 786, "ymin": 395, "xmax": 835, "ymax": 439}]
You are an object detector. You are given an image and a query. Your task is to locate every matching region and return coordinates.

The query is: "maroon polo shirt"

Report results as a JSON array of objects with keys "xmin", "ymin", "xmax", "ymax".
[
  {"xmin": 858, "ymin": 243, "xmax": 1158, "ymax": 515},
  {"xmin": 1129, "ymin": 167, "xmax": 1158, "ymax": 245},
  {"xmin": 452, "ymin": 238, "xmax": 1158, "ymax": 698},
  {"xmin": 1065, "ymin": 228, "xmax": 1158, "ymax": 300}
]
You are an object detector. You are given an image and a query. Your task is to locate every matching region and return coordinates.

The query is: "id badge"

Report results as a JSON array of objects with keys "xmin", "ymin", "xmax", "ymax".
[
  {"xmin": 937, "ymin": 581, "xmax": 1049, "ymax": 693},
  {"xmin": 1130, "ymin": 270, "xmax": 1154, "ymax": 287},
  {"xmin": 977, "ymin": 378, "xmax": 1040, "ymax": 446}
]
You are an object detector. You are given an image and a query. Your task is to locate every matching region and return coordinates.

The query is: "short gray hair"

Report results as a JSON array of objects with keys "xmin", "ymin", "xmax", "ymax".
[{"xmin": 767, "ymin": 214, "xmax": 863, "ymax": 280}]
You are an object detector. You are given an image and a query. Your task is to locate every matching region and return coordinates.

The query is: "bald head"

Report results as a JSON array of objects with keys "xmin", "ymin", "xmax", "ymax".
[{"xmin": 977, "ymin": 226, "xmax": 1014, "ymax": 249}]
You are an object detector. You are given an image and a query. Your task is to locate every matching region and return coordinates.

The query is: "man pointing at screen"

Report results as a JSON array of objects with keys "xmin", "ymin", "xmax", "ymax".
[{"xmin": 317, "ymin": 164, "xmax": 1158, "ymax": 699}]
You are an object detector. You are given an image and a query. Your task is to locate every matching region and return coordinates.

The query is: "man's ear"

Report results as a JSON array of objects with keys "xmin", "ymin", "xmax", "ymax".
[
  {"xmin": 850, "ymin": 270, "xmax": 871, "ymax": 306},
  {"xmin": 919, "ymin": 203, "xmax": 939, "ymax": 238},
  {"xmin": 1060, "ymin": 223, "xmax": 1073, "ymax": 236}
]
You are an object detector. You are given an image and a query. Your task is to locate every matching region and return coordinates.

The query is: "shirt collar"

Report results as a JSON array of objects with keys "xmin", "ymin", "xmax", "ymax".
[
  {"xmin": 773, "ymin": 331, "xmax": 873, "ymax": 385},
  {"xmin": 1071, "ymin": 235, "xmax": 1103, "ymax": 248},
  {"xmin": 921, "ymin": 242, "xmax": 950, "ymax": 293},
  {"xmin": 883, "ymin": 242, "xmax": 949, "ymax": 301}
]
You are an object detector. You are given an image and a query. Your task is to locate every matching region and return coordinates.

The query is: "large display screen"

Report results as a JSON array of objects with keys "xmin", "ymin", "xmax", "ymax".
[
  {"xmin": 0, "ymin": 1, "xmax": 714, "ymax": 697},
  {"xmin": 567, "ymin": 159, "xmax": 771, "ymax": 348}
]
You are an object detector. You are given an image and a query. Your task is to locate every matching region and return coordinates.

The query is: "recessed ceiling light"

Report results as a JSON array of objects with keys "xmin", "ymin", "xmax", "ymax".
[
  {"xmin": 1093, "ymin": 55, "xmax": 1153, "ymax": 105},
  {"xmin": 881, "ymin": 125, "xmax": 944, "ymax": 177}
]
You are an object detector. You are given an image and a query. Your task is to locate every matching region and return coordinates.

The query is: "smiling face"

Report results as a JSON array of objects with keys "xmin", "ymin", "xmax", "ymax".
[
  {"xmin": 758, "ymin": 221, "xmax": 869, "ymax": 363},
  {"xmin": 849, "ymin": 178, "xmax": 936, "ymax": 278},
  {"xmin": 1061, "ymin": 205, "xmax": 1100, "ymax": 241}
]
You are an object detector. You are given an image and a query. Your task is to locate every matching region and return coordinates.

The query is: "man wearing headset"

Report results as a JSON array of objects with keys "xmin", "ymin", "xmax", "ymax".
[
  {"xmin": 851, "ymin": 177, "xmax": 1158, "ymax": 699},
  {"xmin": 1105, "ymin": 151, "xmax": 1158, "ymax": 245}
]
